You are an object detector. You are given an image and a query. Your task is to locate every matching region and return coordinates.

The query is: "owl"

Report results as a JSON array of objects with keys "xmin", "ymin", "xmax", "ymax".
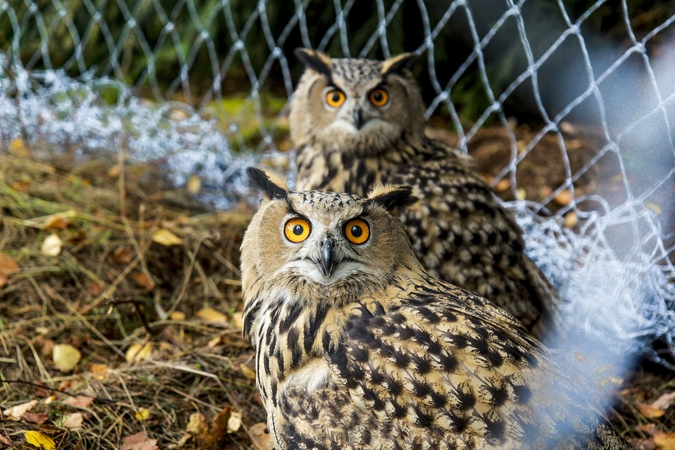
[
  {"xmin": 241, "ymin": 167, "xmax": 629, "ymax": 450},
  {"xmin": 290, "ymin": 48, "xmax": 558, "ymax": 337}
]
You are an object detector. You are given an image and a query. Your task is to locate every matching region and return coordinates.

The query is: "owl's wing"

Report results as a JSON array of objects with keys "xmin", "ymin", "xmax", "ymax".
[
  {"xmin": 276, "ymin": 280, "xmax": 627, "ymax": 449},
  {"xmin": 388, "ymin": 142, "xmax": 560, "ymax": 336}
]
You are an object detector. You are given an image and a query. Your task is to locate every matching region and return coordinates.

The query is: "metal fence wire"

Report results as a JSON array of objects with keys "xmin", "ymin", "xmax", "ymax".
[{"xmin": 1, "ymin": 0, "xmax": 675, "ymax": 369}]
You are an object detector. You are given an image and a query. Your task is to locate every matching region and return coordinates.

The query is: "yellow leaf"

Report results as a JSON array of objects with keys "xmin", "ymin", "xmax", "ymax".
[
  {"xmin": 10, "ymin": 138, "xmax": 29, "ymax": 157},
  {"xmin": 151, "ymin": 229, "xmax": 183, "ymax": 246},
  {"xmin": 564, "ymin": 212, "xmax": 578, "ymax": 228},
  {"xmin": 41, "ymin": 234, "xmax": 63, "ymax": 257},
  {"xmin": 638, "ymin": 402, "xmax": 666, "ymax": 419},
  {"xmin": 516, "ymin": 188, "xmax": 527, "ymax": 201},
  {"xmin": 170, "ymin": 311, "xmax": 186, "ymax": 321},
  {"xmin": 135, "ymin": 407, "xmax": 151, "ymax": 421},
  {"xmin": 24, "ymin": 431, "xmax": 56, "ymax": 450},
  {"xmin": 227, "ymin": 411, "xmax": 242, "ymax": 434},
  {"xmin": 239, "ymin": 364, "xmax": 256, "ymax": 380},
  {"xmin": 646, "ymin": 202, "xmax": 662, "ymax": 215},
  {"xmin": 52, "ymin": 344, "xmax": 81, "ymax": 373},
  {"xmin": 125, "ymin": 343, "xmax": 153, "ymax": 363},
  {"xmin": 654, "ymin": 431, "xmax": 675, "ymax": 449},
  {"xmin": 231, "ymin": 311, "xmax": 243, "ymax": 330},
  {"xmin": 186, "ymin": 412, "xmax": 203, "ymax": 434},
  {"xmin": 187, "ymin": 175, "xmax": 201, "ymax": 194},
  {"xmin": 196, "ymin": 308, "xmax": 228, "ymax": 323}
]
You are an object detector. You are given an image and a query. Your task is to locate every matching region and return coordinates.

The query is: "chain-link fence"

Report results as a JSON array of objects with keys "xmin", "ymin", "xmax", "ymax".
[{"xmin": 2, "ymin": 0, "xmax": 674, "ymax": 373}]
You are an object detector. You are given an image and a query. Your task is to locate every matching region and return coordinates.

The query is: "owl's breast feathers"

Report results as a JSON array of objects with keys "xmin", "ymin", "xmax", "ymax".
[
  {"xmin": 296, "ymin": 137, "xmax": 559, "ymax": 336},
  {"xmin": 245, "ymin": 270, "xmax": 629, "ymax": 450}
]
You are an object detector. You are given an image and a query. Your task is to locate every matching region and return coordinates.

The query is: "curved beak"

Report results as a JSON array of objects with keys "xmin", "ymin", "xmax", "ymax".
[
  {"xmin": 353, "ymin": 106, "xmax": 364, "ymax": 130},
  {"xmin": 318, "ymin": 237, "xmax": 336, "ymax": 277}
]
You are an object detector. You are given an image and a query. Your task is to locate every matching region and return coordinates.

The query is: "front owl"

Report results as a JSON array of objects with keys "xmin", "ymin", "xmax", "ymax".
[{"xmin": 241, "ymin": 167, "xmax": 629, "ymax": 450}]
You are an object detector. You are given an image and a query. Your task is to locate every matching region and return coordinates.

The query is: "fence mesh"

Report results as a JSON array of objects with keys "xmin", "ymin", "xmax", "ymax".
[{"xmin": 2, "ymin": 0, "xmax": 674, "ymax": 373}]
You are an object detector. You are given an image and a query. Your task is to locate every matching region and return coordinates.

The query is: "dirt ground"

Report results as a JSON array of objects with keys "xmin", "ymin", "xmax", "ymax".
[{"xmin": 0, "ymin": 126, "xmax": 673, "ymax": 449}]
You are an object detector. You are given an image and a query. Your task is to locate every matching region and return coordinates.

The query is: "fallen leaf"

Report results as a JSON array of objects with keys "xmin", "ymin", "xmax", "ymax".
[
  {"xmin": 654, "ymin": 431, "xmax": 675, "ymax": 449},
  {"xmin": 169, "ymin": 433, "xmax": 192, "ymax": 449},
  {"xmin": 170, "ymin": 311, "xmax": 186, "ymax": 321},
  {"xmin": 135, "ymin": 407, "xmax": 151, "ymax": 421},
  {"xmin": 132, "ymin": 271, "xmax": 156, "ymax": 291},
  {"xmin": 125, "ymin": 343, "xmax": 153, "ymax": 363},
  {"xmin": 201, "ymin": 406, "xmax": 232, "ymax": 448},
  {"xmin": 39, "ymin": 338, "xmax": 55, "ymax": 357},
  {"xmin": 65, "ymin": 395, "xmax": 94, "ymax": 409},
  {"xmin": 638, "ymin": 402, "xmax": 666, "ymax": 419},
  {"xmin": 239, "ymin": 363, "xmax": 256, "ymax": 380},
  {"xmin": 227, "ymin": 411, "xmax": 242, "ymax": 434},
  {"xmin": 10, "ymin": 181, "xmax": 30, "ymax": 192},
  {"xmin": 23, "ymin": 412, "xmax": 49, "ymax": 424},
  {"xmin": 651, "ymin": 391, "xmax": 675, "ymax": 411},
  {"xmin": 121, "ymin": 431, "xmax": 159, "ymax": 450},
  {"xmin": 24, "ymin": 431, "xmax": 56, "ymax": 450},
  {"xmin": 207, "ymin": 336, "xmax": 222, "ymax": 348},
  {"xmin": 10, "ymin": 137, "xmax": 29, "ymax": 157},
  {"xmin": 554, "ymin": 189, "xmax": 573, "ymax": 206},
  {"xmin": 0, "ymin": 253, "xmax": 20, "ymax": 287},
  {"xmin": 231, "ymin": 311, "xmax": 243, "ymax": 329},
  {"xmin": 249, "ymin": 422, "xmax": 273, "ymax": 450},
  {"xmin": 53, "ymin": 344, "xmax": 81, "ymax": 372},
  {"xmin": 186, "ymin": 412, "xmax": 203, "ymax": 434},
  {"xmin": 0, "ymin": 434, "xmax": 11, "ymax": 445},
  {"xmin": 3, "ymin": 400, "xmax": 38, "ymax": 420},
  {"xmin": 151, "ymin": 229, "xmax": 183, "ymax": 246},
  {"xmin": 63, "ymin": 412, "xmax": 84, "ymax": 430},
  {"xmin": 43, "ymin": 210, "xmax": 76, "ymax": 229},
  {"xmin": 515, "ymin": 188, "xmax": 526, "ymax": 201},
  {"xmin": 41, "ymin": 234, "xmax": 63, "ymax": 257},
  {"xmin": 112, "ymin": 246, "xmax": 135, "ymax": 264},
  {"xmin": 564, "ymin": 212, "xmax": 578, "ymax": 228},
  {"xmin": 494, "ymin": 179, "xmax": 510, "ymax": 192},
  {"xmin": 646, "ymin": 202, "xmax": 662, "ymax": 216},
  {"xmin": 187, "ymin": 175, "xmax": 201, "ymax": 194},
  {"xmin": 108, "ymin": 164, "xmax": 120, "ymax": 178},
  {"xmin": 196, "ymin": 308, "xmax": 228, "ymax": 323}
]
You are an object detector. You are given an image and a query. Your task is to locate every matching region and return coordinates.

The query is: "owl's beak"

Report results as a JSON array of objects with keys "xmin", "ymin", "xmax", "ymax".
[
  {"xmin": 318, "ymin": 237, "xmax": 336, "ymax": 277},
  {"xmin": 353, "ymin": 107, "xmax": 364, "ymax": 130}
]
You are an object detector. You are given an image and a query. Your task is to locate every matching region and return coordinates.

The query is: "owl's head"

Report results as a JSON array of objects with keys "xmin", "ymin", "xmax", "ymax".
[
  {"xmin": 289, "ymin": 49, "xmax": 426, "ymax": 155},
  {"xmin": 241, "ymin": 167, "xmax": 421, "ymax": 296}
]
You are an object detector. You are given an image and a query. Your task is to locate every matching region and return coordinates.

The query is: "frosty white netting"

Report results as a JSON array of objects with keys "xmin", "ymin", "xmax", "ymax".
[{"xmin": 1, "ymin": 0, "xmax": 674, "ymax": 372}]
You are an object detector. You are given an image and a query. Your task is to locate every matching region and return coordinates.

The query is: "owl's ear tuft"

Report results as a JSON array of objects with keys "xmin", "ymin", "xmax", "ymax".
[
  {"xmin": 381, "ymin": 52, "xmax": 418, "ymax": 77},
  {"xmin": 247, "ymin": 167, "xmax": 288, "ymax": 200},
  {"xmin": 366, "ymin": 185, "xmax": 418, "ymax": 212},
  {"xmin": 295, "ymin": 48, "xmax": 332, "ymax": 80}
]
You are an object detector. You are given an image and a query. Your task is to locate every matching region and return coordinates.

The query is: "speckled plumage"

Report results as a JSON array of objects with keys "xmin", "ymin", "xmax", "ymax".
[
  {"xmin": 290, "ymin": 49, "xmax": 558, "ymax": 336},
  {"xmin": 241, "ymin": 168, "xmax": 629, "ymax": 450}
]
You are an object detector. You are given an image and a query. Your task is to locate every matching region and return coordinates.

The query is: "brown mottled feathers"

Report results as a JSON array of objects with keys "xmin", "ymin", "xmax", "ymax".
[
  {"xmin": 290, "ymin": 50, "xmax": 558, "ymax": 336},
  {"xmin": 240, "ymin": 170, "xmax": 629, "ymax": 450}
]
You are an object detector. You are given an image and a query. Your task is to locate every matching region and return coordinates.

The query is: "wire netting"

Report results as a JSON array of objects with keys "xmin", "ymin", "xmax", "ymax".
[{"xmin": 1, "ymin": 0, "xmax": 674, "ymax": 374}]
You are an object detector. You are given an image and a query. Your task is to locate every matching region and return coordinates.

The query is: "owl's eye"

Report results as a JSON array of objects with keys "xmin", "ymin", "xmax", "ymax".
[
  {"xmin": 344, "ymin": 219, "xmax": 370, "ymax": 245},
  {"xmin": 325, "ymin": 89, "xmax": 346, "ymax": 108},
  {"xmin": 369, "ymin": 88, "xmax": 389, "ymax": 107},
  {"xmin": 285, "ymin": 218, "xmax": 311, "ymax": 243}
]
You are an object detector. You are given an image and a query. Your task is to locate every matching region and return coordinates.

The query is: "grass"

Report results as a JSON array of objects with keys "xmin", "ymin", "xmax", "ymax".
[{"xmin": 0, "ymin": 129, "xmax": 673, "ymax": 449}]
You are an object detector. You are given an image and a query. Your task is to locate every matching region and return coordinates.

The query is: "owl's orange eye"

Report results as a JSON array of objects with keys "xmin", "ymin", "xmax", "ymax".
[
  {"xmin": 369, "ymin": 88, "xmax": 389, "ymax": 107},
  {"xmin": 344, "ymin": 219, "xmax": 370, "ymax": 245},
  {"xmin": 325, "ymin": 89, "xmax": 346, "ymax": 108},
  {"xmin": 284, "ymin": 218, "xmax": 311, "ymax": 243}
]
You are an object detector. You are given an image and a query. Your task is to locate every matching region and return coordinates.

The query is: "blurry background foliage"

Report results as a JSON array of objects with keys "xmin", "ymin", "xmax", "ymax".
[{"xmin": 1, "ymin": 0, "xmax": 675, "ymax": 125}]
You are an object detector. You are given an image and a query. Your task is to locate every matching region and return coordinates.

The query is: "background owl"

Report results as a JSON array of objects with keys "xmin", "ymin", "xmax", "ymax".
[
  {"xmin": 241, "ymin": 167, "xmax": 629, "ymax": 450},
  {"xmin": 290, "ymin": 49, "xmax": 558, "ymax": 337}
]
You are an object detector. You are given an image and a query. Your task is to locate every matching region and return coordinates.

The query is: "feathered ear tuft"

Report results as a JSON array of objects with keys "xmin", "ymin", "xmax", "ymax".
[
  {"xmin": 247, "ymin": 167, "xmax": 288, "ymax": 200},
  {"xmin": 381, "ymin": 52, "xmax": 418, "ymax": 77},
  {"xmin": 295, "ymin": 48, "xmax": 333, "ymax": 80},
  {"xmin": 365, "ymin": 185, "xmax": 418, "ymax": 212}
]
